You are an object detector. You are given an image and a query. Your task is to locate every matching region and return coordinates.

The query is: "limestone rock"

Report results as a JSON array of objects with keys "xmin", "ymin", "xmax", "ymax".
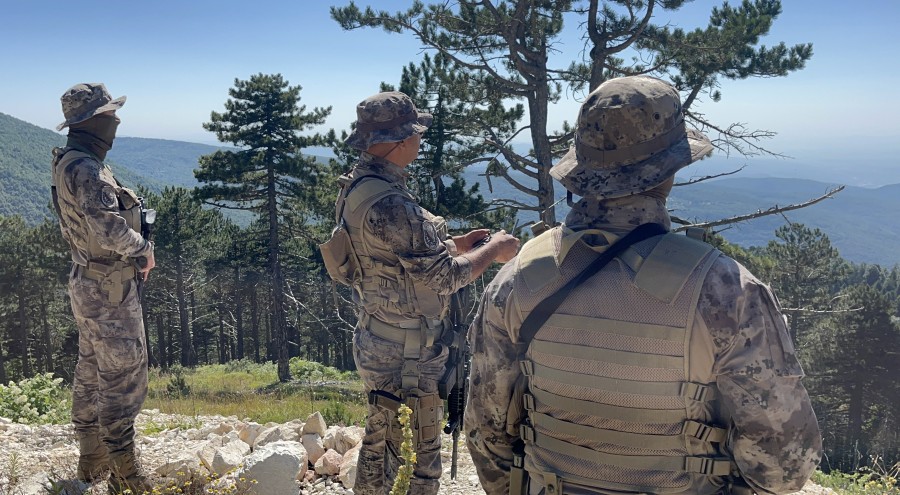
[
  {"xmin": 302, "ymin": 433, "xmax": 327, "ymax": 464},
  {"xmin": 314, "ymin": 448, "xmax": 342, "ymax": 476},
  {"xmin": 303, "ymin": 412, "xmax": 328, "ymax": 437},
  {"xmin": 338, "ymin": 442, "xmax": 361, "ymax": 489},
  {"xmin": 238, "ymin": 440, "xmax": 307, "ymax": 495}
]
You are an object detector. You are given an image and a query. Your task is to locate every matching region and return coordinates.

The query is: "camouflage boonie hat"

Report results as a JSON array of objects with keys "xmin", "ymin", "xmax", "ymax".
[
  {"xmin": 56, "ymin": 83, "xmax": 126, "ymax": 131},
  {"xmin": 550, "ymin": 76, "xmax": 713, "ymax": 199},
  {"xmin": 345, "ymin": 91, "xmax": 432, "ymax": 151}
]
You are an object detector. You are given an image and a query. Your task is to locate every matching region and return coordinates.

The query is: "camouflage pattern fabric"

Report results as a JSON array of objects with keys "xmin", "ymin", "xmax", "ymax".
[
  {"xmin": 345, "ymin": 92, "xmax": 433, "ymax": 151},
  {"xmin": 550, "ymin": 76, "xmax": 713, "ymax": 199},
  {"xmin": 347, "ymin": 153, "xmax": 472, "ymax": 494},
  {"xmin": 69, "ymin": 272, "xmax": 147, "ymax": 456},
  {"xmin": 464, "ymin": 196, "xmax": 822, "ymax": 495},
  {"xmin": 54, "ymin": 150, "xmax": 150, "ymax": 469},
  {"xmin": 57, "ymin": 83, "xmax": 126, "ymax": 131},
  {"xmin": 354, "ymin": 327, "xmax": 448, "ymax": 495},
  {"xmin": 57, "ymin": 155, "xmax": 151, "ymax": 262}
]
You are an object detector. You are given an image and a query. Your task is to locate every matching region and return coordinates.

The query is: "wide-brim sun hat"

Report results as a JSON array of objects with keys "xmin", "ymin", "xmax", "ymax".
[
  {"xmin": 345, "ymin": 91, "xmax": 432, "ymax": 151},
  {"xmin": 550, "ymin": 75, "xmax": 713, "ymax": 199},
  {"xmin": 57, "ymin": 83, "xmax": 126, "ymax": 131}
]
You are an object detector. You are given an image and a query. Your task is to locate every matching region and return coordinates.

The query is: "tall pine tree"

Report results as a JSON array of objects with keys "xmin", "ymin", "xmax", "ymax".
[{"xmin": 195, "ymin": 74, "xmax": 331, "ymax": 382}]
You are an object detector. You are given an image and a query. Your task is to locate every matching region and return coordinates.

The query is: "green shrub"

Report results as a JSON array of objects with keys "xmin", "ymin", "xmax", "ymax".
[
  {"xmin": 166, "ymin": 367, "xmax": 191, "ymax": 397},
  {"xmin": 0, "ymin": 373, "xmax": 69, "ymax": 424},
  {"xmin": 289, "ymin": 358, "xmax": 358, "ymax": 382}
]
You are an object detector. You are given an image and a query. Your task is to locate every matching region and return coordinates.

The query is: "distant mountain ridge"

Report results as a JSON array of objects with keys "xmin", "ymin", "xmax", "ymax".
[
  {"xmin": 0, "ymin": 112, "xmax": 163, "ymax": 220},
  {"xmin": 2, "ymin": 111, "xmax": 898, "ymax": 266}
]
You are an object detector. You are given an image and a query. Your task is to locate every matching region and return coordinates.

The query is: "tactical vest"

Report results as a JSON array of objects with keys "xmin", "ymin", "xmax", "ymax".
[
  {"xmin": 335, "ymin": 172, "xmax": 449, "ymax": 323},
  {"xmin": 51, "ymin": 147, "xmax": 142, "ymax": 267},
  {"xmin": 512, "ymin": 227, "xmax": 733, "ymax": 495}
]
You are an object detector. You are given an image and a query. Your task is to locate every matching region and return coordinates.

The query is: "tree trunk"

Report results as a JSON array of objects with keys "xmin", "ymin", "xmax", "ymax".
[
  {"xmin": 267, "ymin": 165, "xmax": 291, "ymax": 382},
  {"xmin": 39, "ymin": 292, "xmax": 53, "ymax": 373},
  {"xmin": 846, "ymin": 381, "xmax": 865, "ymax": 453},
  {"xmin": 528, "ymin": 84, "xmax": 557, "ymax": 226},
  {"xmin": 157, "ymin": 312, "xmax": 167, "ymax": 369},
  {"xmin": 176, "ymin": 254, "xmax": 194, "ymax": 366},
  {"xmin": 235, "ymin": 266, "xmax": 244, "ymax": 360},
  {"xmin": 17, "ymin": 288, "xmax": 32, "ymax": 378},
  {"xmin": 251, "ymin": 286, "xmax": 260, "ymax": 363}
]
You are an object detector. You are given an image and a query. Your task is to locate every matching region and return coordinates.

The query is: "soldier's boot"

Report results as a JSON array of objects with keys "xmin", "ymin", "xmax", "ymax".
[
  {"xmin": 77, "ymin": 433, "xmax": 110, "ymax": 483},
  {"xmin": 107, "ymin": 450, "xmax": 153, "ymax": 495}
]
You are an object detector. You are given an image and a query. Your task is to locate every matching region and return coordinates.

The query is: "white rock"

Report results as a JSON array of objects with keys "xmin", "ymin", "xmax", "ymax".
[
  {"xmin": 155, "ymin": 451, "xmax": 202, "ymax": 478},
  {"xmin": 214, "ymin": 421, "xmax": 234, "ymax": 435},
  {"xmin": 237, "ymin": 421, "xmax": 264, "ymax": 447},
  {"xmin": 255, "ymin": 424, "xmax": 300, "ymax": 448},
  {"xmin": 238, "ymin": 440, "xmax": 307, "ymax": 495},
  {"xmin": 303, "ymin": 411, "xmax": 327, "ymax": 436},
  {"xmin": 338, "ymin": 442, "xmax": 361, "ymax": 489},
  {"xmin": 337, "ymin": 426, "xmax": 363, "ymax": 454},
  {"xmin": 323, "ymin": 426, "xmax": 340, "ymax": 451},
  {"xmin": 302, "ymin": 433, "xmax": 327, "ymax": 463},
  {"xmin": 314, "ymin": 448, "xmax": 342, "ymax": 476},
  {"xmin": 212, "ymin": 437, "xmax": 251, "ymax": 475}
]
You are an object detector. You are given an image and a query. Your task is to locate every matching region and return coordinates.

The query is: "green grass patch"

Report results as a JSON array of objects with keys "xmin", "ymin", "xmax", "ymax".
[
  {"xmin": 813, "ymin": 465, "xmax": 899, "ymax": 494},
  {"xmin": 145, "ymin": 359, "xmax": 367, "ymax": 426}
]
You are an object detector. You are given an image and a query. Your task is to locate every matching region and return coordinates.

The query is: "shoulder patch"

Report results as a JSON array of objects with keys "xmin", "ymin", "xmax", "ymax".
[
  {"xmin": 99, "ymin": 185, "xmax": 119, "ymax": 208},
  {"xmin": 517, "ymin": 229, "xmax": 561, "ymax": 294}
]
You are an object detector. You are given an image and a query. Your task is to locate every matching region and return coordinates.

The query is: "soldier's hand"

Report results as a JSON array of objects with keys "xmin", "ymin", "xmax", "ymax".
[
  {"xmin": 454, "ymin": 229, "xmax": 491, "ymax": 253},
  {"xmin": 140, "ymin": 248, "xmax": 156, "ymax": 281},
  {"xmin": 490, "ymin": 230, "xmax": 520, "ymax": 263}
]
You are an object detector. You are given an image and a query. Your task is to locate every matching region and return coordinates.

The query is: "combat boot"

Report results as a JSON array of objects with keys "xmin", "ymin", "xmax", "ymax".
[
  {"xmin": 107, "ymin": 449, "xmax": 153, "ymax": 495},
  {"xmin": 76, "ymin": 432, "xmax": 109, "ymax": 483}
]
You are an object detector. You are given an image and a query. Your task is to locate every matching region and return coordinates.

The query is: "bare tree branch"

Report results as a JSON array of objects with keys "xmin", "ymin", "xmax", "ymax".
[
  {"xmin": 674, "ymin": 165, "xmax": 747, "ymax": 186},
  {"xmin": 674, "ymin": 186, "xmax": 845, "ymax": 231}
]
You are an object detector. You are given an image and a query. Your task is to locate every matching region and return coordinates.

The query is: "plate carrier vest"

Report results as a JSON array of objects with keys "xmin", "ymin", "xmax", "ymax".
[{"xmin": 510, "ymin": 227, "xmax": 736, "ymax": 495}]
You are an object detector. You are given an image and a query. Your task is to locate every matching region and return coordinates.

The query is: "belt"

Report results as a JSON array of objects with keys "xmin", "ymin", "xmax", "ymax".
[
  {"xmin": 75, "ymin": 260, "xmax": 137, "ymax": 281},
  {"xmin": 365, "ymin": 315, "xmax": 445, "ymax": 344}
]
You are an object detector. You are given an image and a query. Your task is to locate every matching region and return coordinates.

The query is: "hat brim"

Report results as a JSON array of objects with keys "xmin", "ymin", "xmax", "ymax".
[
  {"xmin": 550, "ymin": 129, "xmax": 713, "ymax": 199},
  {"xmin": 345, "ymin": 112, "xmax": 432, "ymax": 151},
  {"xmin": 56, "ymin": 95, "xmax": 126, "ymax": 131}
]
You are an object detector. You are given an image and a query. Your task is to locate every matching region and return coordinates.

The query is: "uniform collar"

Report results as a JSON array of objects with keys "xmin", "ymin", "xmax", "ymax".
[
  {"xmin": 558, "ymin": 195, "xmax": 671, "ymax": 263},
  {"xmin": 356, "ymin": 152, "xmax": 409, "ymax": 185}
]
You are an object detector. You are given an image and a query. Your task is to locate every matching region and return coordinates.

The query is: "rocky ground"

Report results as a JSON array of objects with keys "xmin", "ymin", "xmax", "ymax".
[{"xmin": 0, "ymin": 410, "xmax": 832, "ymax": 495}]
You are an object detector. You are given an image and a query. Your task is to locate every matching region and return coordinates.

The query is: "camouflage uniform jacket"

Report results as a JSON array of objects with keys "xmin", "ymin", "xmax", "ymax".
[
  {"xmin": 53, "ymin": 147, "xmax": 151, "ymax": 263},
  {"xmin": 345, "ymin": 153, "xmax": 473, "ymax": 324},
  {"xmin": 465, "ymin": 196, "xmax": 822, "ymax": 495}
]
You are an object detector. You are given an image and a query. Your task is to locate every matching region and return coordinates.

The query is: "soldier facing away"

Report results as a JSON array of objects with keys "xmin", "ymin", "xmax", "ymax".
[
  {"xmin": 51, "ymin": 83, "xmax": 156, "ymax": 494},
  {"xmin": 322, "ymin": 91, "xmax": 519, "ymax": 495},
  {"xmin": 465, "ymin": 76, "xmax": 822, "ymax": 495}
]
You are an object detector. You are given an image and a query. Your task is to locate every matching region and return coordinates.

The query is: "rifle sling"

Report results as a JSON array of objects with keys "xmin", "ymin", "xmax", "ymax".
[{"xmin": 516, "ymin": 223, "xmax": 668, "ymax": 355}]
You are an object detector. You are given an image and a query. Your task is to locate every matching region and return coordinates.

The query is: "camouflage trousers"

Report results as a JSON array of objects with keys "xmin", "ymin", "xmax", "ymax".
[
  {"xmin": 353, "ymin": 325, "xmax": 449, "ymax": 495},
  {"xmin": 69, "ymin": 266, "xmax": 148, "ymax": 456}
]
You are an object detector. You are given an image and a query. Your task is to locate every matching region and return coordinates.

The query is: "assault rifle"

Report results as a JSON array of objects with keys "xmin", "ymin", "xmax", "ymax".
[
  {"xmin": 438, "ymin": 233, "xmax": 488, "ymax": 479},
  {"xmin": 439, "ymin": 288, "xmax": 471, "ymax": 480},
  {"xmin": 135, "ymin": 200, "xmax": 156, "ymax": 298}
]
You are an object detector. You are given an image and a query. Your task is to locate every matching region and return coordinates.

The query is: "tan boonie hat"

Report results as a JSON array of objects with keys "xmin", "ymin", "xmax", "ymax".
[
  {"xmin": 550, "ymin": 75, "xmax": 713, "ymax": 199},
  {"xmin": 56, "ymin": 83, "xmax": 126, "ymax": 131},
  {"xmin": 345, "ymin": 91, "xmax": 432, "ymax": 151}
]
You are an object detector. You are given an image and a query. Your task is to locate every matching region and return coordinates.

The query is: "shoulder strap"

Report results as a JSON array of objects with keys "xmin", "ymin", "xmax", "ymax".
[
  {"xmin": 516, "ymin": 223, "xmax": 668, "ymax": 356},
  {"xmin": 334, "ymin": 175, "xmax": 392, "ymax": 224}
]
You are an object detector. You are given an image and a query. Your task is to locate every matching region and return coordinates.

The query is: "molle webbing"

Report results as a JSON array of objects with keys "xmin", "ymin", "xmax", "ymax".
[{"xmin": 513, "ymin": 229, "xmax": 729, "ymax": 494}]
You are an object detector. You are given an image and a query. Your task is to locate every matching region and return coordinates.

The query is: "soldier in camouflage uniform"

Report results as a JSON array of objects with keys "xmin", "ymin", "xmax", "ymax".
[
  {"xmin": 465, "ymin": 76, "xmax": 822, "ymax": 495},
  {"xmin": 51, "ymin": 83, "xmax": 156, "ymax": 494},
  {"xmin": 334, "ymin": 91, "xmax": 519, "ymax": 495}
]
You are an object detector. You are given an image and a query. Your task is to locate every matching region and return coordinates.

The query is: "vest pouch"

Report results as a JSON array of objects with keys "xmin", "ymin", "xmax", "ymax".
[{"xmin": 319, "ymin": 223, "xmax": 360, "ymax": 286}]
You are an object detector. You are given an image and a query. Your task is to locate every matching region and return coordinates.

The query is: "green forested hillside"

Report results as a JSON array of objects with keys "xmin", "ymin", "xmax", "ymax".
[
  {"xmin": 107, "ymin": 137, "xmax": 223, "ymax": 188},
  {"xmin": 0, "ymin": 112, "xmax": 163, "ymax": 222}
]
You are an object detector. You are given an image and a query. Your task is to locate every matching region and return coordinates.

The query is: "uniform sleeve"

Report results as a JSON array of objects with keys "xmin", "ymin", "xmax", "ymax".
[
  {"xmin": 464, "ymin": 261, "xmax": 523, "ymax": 494},
  {"xmin": 69, "ymin": 160, "xmax": 151, "ymax": 258},
  {"xmin": 698, "ymin": 258, "xmax": 822, "ymax": 495},
  {"xmin": 365, "ymin": 195, "xmax": 471, "ymax": 295}
]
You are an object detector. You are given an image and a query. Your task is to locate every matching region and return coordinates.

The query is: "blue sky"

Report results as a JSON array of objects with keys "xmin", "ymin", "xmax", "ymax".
[{"xmin": 2, "ymin": 0, "xmax": 898, "ymax": 170}]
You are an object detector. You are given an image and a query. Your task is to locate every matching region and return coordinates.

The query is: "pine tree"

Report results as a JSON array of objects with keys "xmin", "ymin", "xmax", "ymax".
[{"xmin": 195, "ymin": 74, "xmax": 331, "ymax": 382}]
